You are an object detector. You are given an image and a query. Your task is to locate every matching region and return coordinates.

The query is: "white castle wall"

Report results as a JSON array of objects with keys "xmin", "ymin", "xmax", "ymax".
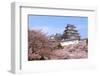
[{"xmin": 61, "ymin": 40, "xmax": 79, "ymax": 46}]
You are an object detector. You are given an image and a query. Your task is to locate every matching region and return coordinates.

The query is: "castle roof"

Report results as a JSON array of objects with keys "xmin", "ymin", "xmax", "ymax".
[{"xmin": 66, "ymin": 24, "xmax": 76, "ymax": 28}]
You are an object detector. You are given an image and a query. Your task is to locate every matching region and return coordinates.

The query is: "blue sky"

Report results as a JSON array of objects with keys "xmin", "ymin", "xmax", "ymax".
[{"xmin": 28, "ymin": 15, "xmax": 88, "ymax": 38}]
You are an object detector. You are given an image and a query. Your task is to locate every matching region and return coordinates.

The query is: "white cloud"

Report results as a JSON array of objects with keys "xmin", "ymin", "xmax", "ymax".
[{"xmin": 30, "ymin": 25, "xmax": 49, "ymax": 34}]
